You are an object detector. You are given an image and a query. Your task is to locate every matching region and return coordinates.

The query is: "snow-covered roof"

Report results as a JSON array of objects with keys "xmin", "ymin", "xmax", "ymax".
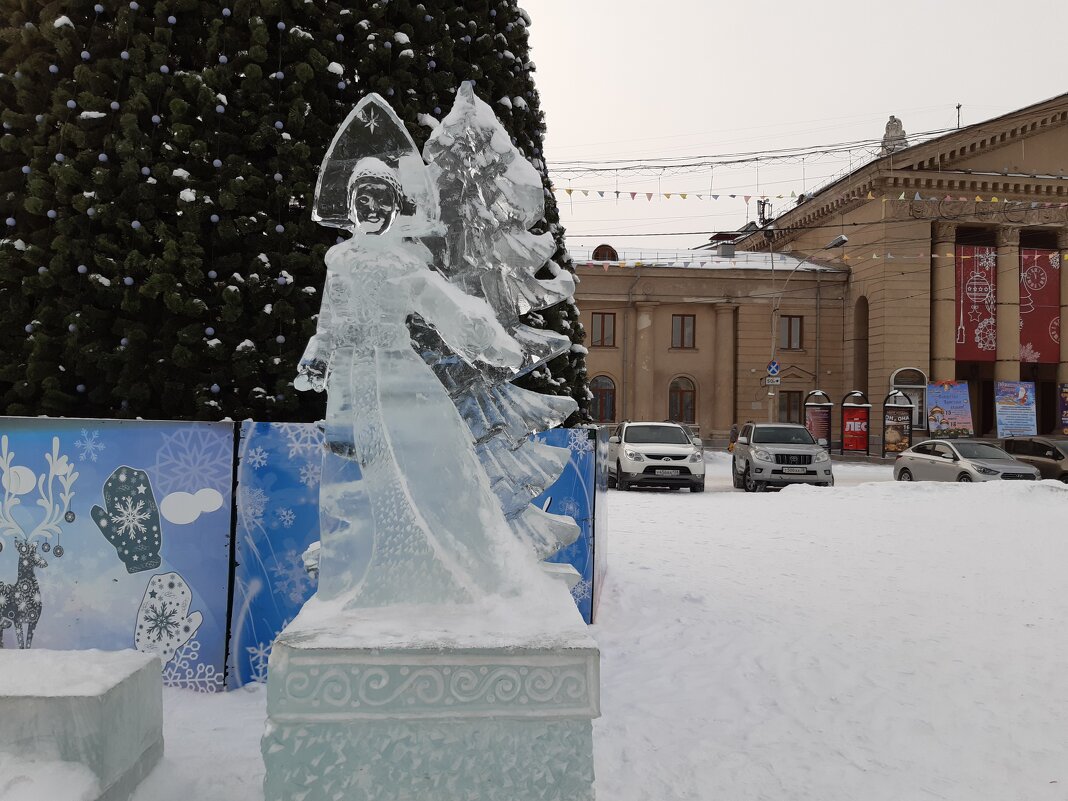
[{"xmin": 568, "ymin": 246, "xmax": 844, "ymax": 273}]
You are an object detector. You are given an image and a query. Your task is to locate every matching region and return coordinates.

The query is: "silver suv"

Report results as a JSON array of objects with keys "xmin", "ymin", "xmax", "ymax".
[
  {"xmin": 608, "ymin": 421, "xmax": 706, "ymax": 492},
  {"xmin": 732, "ymin": 422, "xmax": 833, "ymax": 492}
]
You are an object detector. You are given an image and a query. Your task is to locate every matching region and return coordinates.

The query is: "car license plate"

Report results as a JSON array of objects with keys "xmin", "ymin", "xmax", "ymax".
[
  {"xmin": 781, "ymin": 467, "xmax": 807, "ymax": 474},
  {"xmin": 654, "ymin": 469, "xmax": 680, "ymax": 476}
]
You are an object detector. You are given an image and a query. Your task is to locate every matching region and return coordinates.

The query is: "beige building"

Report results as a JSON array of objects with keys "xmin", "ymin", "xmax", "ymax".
[{"xmin": 576, "ymin": 93, "xmax": 1068, "ymax": 444}]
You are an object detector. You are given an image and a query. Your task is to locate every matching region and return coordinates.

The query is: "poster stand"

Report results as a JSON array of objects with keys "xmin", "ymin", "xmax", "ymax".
[
  {"xmin": 881, "ymin": 390, "xmax": 915, "ymax": 458},
  {"xmin": 840, "ymin": 391, "xmax": 872, "ymax": 456},
  {"xmin": 804, "ymin": 390, "xmax": 834, "ymax": 450}
]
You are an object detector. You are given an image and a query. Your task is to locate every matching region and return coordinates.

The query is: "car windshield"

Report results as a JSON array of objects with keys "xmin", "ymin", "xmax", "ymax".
[
  {"xmin": 624, "ymin": 425, "xmax": 691, "ymax": 444},
  {"xmin": 954, "ymin": 442, "xmax": 1011, "ymax": 460},
  {"xmin": 752, "ymin": 426, "xmax": 815, "ymax": 445}
]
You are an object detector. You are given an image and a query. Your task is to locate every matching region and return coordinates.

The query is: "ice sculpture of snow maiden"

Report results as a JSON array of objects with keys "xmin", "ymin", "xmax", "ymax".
[{"xmin": 262, "ymin": 90, "xmax": 598, "ymax": 801}]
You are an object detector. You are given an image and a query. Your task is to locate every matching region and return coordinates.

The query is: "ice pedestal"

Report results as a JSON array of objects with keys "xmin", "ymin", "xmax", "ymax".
[
  {"xmin": 0, "ymin": 649, "xmax": 162, "ymax": 801},
  {"xmin": 262, "ymin": 588, "xmax": 599, "ymax": 801}
]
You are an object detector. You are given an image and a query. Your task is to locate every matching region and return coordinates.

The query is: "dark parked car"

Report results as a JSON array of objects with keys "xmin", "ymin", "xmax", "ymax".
[{"xmin": 999, "ymin": 436, "xmax": 1068, "ymax": 482}]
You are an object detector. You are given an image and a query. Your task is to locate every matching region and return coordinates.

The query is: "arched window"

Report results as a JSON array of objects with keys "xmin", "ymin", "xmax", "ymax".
[
  {"xmin": 890, "ymin": 367, "xmax": 928, "ymax": 429},
  {"xmin": 668, "ymin": 377, "xmax": 696, "ymax": 424},
  {"xmin": 592, "ymin": 244, "xmax": 618, "ymax": 261},
  {"xmin": 590, "ymin": 376, "xmax": 616, "ymax": 423}
]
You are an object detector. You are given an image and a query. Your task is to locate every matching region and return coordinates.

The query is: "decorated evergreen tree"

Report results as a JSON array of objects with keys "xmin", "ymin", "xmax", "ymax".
[{"xmin": 0, "ymin": 0, "xmax": 586, "ymax": 422}]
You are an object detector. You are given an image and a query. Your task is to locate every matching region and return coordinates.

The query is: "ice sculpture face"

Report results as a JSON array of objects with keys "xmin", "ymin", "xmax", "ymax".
[{"xmin": 296, "ymin": 89, "xmax": 579, "ymax": 609}]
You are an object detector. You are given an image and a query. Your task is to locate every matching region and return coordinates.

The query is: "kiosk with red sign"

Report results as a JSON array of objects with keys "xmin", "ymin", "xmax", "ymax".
[
  {"xmin": 840, "ymin": 391, "xmax": 872, "ymax": 455},
  {"xmin": 804, "ymin": 390, "xmax": 833, "ymax": 450}
]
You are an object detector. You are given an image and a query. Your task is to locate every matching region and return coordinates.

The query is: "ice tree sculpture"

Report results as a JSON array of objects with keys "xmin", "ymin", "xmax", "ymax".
[
  {"xmin": 295, "ymin": 94, "xmax": 567, "ymax": 607},
  {"xmin": 418, "ymin": 83, "xmax": 581, "ymax": 559}
]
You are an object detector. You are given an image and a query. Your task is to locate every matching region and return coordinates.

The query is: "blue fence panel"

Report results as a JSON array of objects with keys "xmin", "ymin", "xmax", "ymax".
[
  {"xmin": 228, "ymin": 422, "xmax": 325, "ymax": 687},
  {"xmin": 0, "ymin": 418, "xmax": 233, "ymax": 691},
  {"xmin": 533, "ymin": 427, "xmax": 603, "ymax": 624}
]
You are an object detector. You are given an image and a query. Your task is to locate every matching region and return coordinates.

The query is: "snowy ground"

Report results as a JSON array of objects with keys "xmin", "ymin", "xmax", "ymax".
[{"xmin": 127, "ymin": 454, "xmax": 1068, "ymax": 801}]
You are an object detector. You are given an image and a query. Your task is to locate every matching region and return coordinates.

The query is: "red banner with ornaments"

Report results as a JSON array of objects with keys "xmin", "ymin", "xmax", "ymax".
[
  {"xmin": 1019, "ymin": 248, "xmax": 1060, "ymax": 364},
  {"xmin": 955, "ymin": 245, "xmax": 997, "ymax": 362}
]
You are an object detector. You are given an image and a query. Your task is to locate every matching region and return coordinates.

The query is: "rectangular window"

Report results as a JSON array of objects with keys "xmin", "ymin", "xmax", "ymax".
[
  {"xmin": 671, "ymin": 314, "xmax": 695, "ymax": 349},
  {"xmin": 590, "ymin": 312, "xmax": 615, "ymax": 347},
  {"xmin": 779, "ymin": 315, "xmax": 804, "ymax": 350},
  {"xmin": 778, "ymin": 391, "xmax": 802, "ymax": 424}
]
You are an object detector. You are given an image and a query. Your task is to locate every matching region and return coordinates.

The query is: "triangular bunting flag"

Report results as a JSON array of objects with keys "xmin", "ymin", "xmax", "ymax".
[
  {"xmin": 866, "ymin": 191, "xmax": 875, "ymax": 200},
  {"xmin": 975, "ymin": 196, "xmax": 983, "ymax": 202},
  {"xmin": 565, "ymin": 189, "xmax": 573, "ymax": 196},
  {"xmin": 680, "ymin": 193, "xmax": 687, "ymax": 199},
  {"xmin": 729, "ymin": 194, "xmax": 736, "ymax": 199},
  {"xmin": 664, "ymin": 193, "xmax": 672, "ymax": 199},
  {"xmin": 581, "ymin": 190, "xmax": 589, "ymax": 197},
  {"xmin": 898, "ymin": 192, "xmax": 906, "ymax": 200},
  {"xmin": 913, "ymin": 192, "xmax": 922, "ymax": 201},
  {"xmin": 645, "ymin": 193, "xmax": 653, "ymax": 201},
  {"xmin": 615, "ymin": 191, "xmax": 620, "ymax": 198},
  {"xmin": 744, "ymin": 195, "xmax": 752, "ymax": 203},
  {"xmin": 776, "ymin": 194, "xmax": 783, "ymax": 199},
  {"xmin": 885, "ymin": 253, "xmax": 895, "ymax": 260},
  {"xmin": 991, "ymin": 196, "xmax": 999, "ymax": 202},
  {"xmin": 712, "ymin": 194, "xmax": 719, "ymax": 200},
  {"xmin": 872, "ymin": 253, "xmax": 879, "ymax": 259},
  {"xmin": 790, "ymin": 191, "xmax": 797, "ymax": 198},
  {"xmin": 696, "ymin": 194, "xmax": 703, "ymax": 200},
  {"xmin": 597, "ymin": 191, "xmax": 605, "ymax": 198},
  {"xmin": 944, "ymin": 195, "xmax": 953, "ymax": 201},
  {"xmin": 630, "ymin": 192, "xmax": 637, "ymax": 200}
]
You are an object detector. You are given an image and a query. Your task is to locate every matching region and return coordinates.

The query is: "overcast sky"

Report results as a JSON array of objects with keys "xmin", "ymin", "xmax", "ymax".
[{"xmin": 522, "ymin": 0, "xmax": 1068, "ymax": 257}]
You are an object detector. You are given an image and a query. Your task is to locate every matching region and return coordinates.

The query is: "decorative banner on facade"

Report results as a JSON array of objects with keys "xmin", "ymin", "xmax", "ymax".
[
  {"xmin": 955, "ymin": 245, "xmax": 997, "ymax": 362},
  {"xmin": 994, "ymin": 381, "xmax": 1038, "ymax": 437},
  {"xmin": 0, "ymin": 418, "xmax": 233, "ymax": 692},
  {"xmin": 1060, "ymin": 384, "xmax": 1068, "ymax": 435},
  {"xmin": 804, "ymin": 403, "xmax": 833, "ymax": 449},
  {"xmin": 882, "ymin": 406, "xmax": 914, "ymax": 457},
  {"xmin": 842, "ymin": 404, "xmax": 871, "ymax": 454},
  {"xmin": 926, "ymin": 381, "xmax": 974, "ymax": 438},
  {"xmin": 1019, "ymin": 249, "xmax": 1060, "ymax": 363}
]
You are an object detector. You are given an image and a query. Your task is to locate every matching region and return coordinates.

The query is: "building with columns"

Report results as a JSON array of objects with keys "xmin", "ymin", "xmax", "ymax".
[{"xmin": 575, "ymin": 93, "xmax": 1068, "ymax": 443}]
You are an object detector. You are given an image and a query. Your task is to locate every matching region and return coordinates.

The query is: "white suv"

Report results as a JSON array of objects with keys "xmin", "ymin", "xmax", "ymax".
[{"xmin": 608, "ymin": 421, "xmax": 706, "ymax": 492}]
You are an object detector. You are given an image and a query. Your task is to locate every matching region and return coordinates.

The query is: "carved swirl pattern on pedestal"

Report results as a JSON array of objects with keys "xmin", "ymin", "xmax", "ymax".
[{"xmin": 275, "ymin": 658, "xmax": 594, "ymax": 718}]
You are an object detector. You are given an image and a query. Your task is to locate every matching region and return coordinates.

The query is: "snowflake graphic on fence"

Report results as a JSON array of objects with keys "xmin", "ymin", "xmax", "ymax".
[
  {"xmin": 239, "ymin": 486, "xmax": 268, "ymax": 527},
  {"xmin": 568, "ymin": 429, "xmax": 593, "ymax": 453},
  {"xmin": 143, "ymin": 599, "xmax": 181, "ymax": 642},
  {"xmin": 277, "ymin": 507, "xmax": 296, "ymax": 528},
  {"xmin": 276, "ymin": 423, "xmax": 325, "ymax": 461},
  {"xmin": 246, "ymin": 641, "xmax": 272, "ymax": 683},
  {"xmin": 75, "ymin": 428, "xmax": 105, "ymax": 462},
  {"xmin": 111, "ymin": 496, "xmax": 150, "ymax": 538},
  {"xmin": 162, "ymin": 637, "xmax": 223, "ymax": 693},
  {"xmin": 270, "ymin": 550, "xmax": 314, "ymax": 605},
  {"xmin": 298, "ymin": 461, "xmax": 321, "ymax": 488},
  {"xmin": 245, "ymin": 447, "xmax": 269, "ymax": 469},
  {"xmin": 570, "ymin": 578, "xmax": 592, "ymax": 603}
]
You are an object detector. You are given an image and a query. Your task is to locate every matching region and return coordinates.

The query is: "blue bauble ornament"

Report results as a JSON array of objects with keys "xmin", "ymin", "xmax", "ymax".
[
  {"xmin": 131, "ymin": 220, "xmax": 141, "ymax": 229},
  {"xmin": 275, "ymin": 224, "xmax": 285, "ymax": 233},
  {"xmin": 4, "ymin": 217, "xmax": 14, "ymax": 227},
  {"xmin": 208, "ymin": 270, "xmax": 218, "ymax": 279},
  {"xmin": 81, "ymin": 51, "xmax": 91, "ymax": 61},
  {"xmin": 274, "ymin": 120, "xmax": 284, "ymax": 129},
  {"xmin": 151, "ymin": 114, "xmax": 161, "ymax": 124},
  {"xmin": 223, "ymin": 7, "xmax": 231, "ymax": 16},
  {"xmin": 110, "ymin": 101, "xmax": 120, "ymax": 110},
  {"xmin": 210, "ymin": 214, "xmax": 220, "ymax": 223},
  {"xmin": 275, "ymin": 335, "xmax": 285, "ymax": 344},
  {"xmin": 159, "ymin": 65, "xmax": 169, "ymax": 74},
  {"xmin": 205, "ymin": 327, "xmax": 215, "ymax": 336},
  {"xmin": 20, "ymin": 166, "xmax": 30, "ymax": 174},
  {"xmin": 77, "ymin": 264, "xmax": 87, "ymax": 274},
  {"xmin": 46, "ymin": 209, "xmax": 57, "ymax": 219},
  {"xmin": 167, "ymin": 15, "xmax": 176, "ymax": 24},
  {"xmin": 98, "ymin": 153, "xmax": 108, "ymax": 162},
  {"xmin": 219, "ymin": 55, "xmax": 228, "ymax": 64},
  {"xmin": 212, "ymin": 158, "xmax": 222, "ymax": 168},
  {"xmin": 76, "ymin": 384, "xmax": 86, "ymax": 393},
  {"xmin": 49, "ymin": 64, "xmax": 58, "ymax": 74},
  {"xmin": 336, "ymin": 33, "xmax": 344, "ymax": 42},
  {"xmin": 210, "ymin": 384, "xmax": 220, "ymax": 394},
  {"xmin": 216, "ymin": 105, "xmax": 225, "ymax": 113},
  {"xmin": 66, "ymin": 99, "xmax": 76, "ymax": 109},
  {"xmin": 141, "ymin": 167, "xmax": 150, "ymax": 175},
  {"xmin": 120, "ymin": 50, "xmax": 130, "ymax": 60}
]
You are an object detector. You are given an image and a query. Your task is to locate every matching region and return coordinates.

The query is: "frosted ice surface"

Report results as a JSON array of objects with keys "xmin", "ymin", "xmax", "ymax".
[{"xmin": 297, "ymin": 89, "xmax": 578, "ymax": 608}]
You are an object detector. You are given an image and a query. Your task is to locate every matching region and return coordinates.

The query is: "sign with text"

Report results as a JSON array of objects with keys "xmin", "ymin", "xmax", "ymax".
[
  {"xmin": 926, "ymin": 381, "xmax": 974, "ymax": 438},
  {"xmin": 995, "ymin": 381, "xmax": 1038, "ymax": 437},
  {"xmin": 805, "ymin": 404, "xmax": 832, "ymax": 449},
  {"xmin": 1061, "ymin": 384, "xmax": 1068, "ymax": 436},
  {"xmin": 842, "ymin": 405, "xmax": 871, "ymax": 454},
  {"xmin": 882, "ymin": 406, "xmax": 913, "ymax": 457}
]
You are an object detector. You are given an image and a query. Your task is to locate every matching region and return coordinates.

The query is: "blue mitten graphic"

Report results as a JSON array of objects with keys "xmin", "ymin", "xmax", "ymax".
[{"xmin": 91, "ymin": 466, "xmax": 162, "ymax": 573}]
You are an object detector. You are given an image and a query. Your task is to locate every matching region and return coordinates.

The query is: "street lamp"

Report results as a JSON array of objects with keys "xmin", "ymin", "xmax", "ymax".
[{"xmin": 766, "ymin": 234, "xmax": 848, "ymax": 420}]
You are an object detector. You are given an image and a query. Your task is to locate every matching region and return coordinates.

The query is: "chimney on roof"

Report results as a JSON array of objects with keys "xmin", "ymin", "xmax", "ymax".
[{"xmin": 717, "ymin": 243, "xmax": 736, "ymax": 258}]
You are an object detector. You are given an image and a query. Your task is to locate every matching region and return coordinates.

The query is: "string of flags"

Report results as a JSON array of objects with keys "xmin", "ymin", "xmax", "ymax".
[
  {"xmin": 555, "ymin": 187, "xmax": 1068, "ymax": 208},
  {"xmin": 578, "ymin": 247, "xmax": 1064, "ymax": 271}
]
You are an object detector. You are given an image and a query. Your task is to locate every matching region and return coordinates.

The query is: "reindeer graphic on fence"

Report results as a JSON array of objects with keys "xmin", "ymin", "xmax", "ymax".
[{"xmin": 0, "ymin": 436, "xmax": 78, "ymax": 648}]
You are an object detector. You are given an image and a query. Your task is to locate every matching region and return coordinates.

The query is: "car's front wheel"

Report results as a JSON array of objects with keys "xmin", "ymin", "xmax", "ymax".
[
  {"xmin": 690, "ymin": 481, "xmax": 705, "ymax": 493},
  {"xmin": 616, "ymin": 461, "xmax": 631, "ymax": 491},
  {"xmin": 743, "ymin": 465, "xmax": 764, "ymax": 493},
  {"xmin": 957, "ymin": 473, "xmax": 972, "ymax": 483},
  {"xmin": 897, "ymin": 468, "xmax": 913, "ymax": 482}
]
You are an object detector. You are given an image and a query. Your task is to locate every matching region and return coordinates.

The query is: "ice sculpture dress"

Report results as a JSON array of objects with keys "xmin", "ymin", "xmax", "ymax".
[{"xmin": 306, "ymin": 232, "xmax": 536, "ymax": 607}]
